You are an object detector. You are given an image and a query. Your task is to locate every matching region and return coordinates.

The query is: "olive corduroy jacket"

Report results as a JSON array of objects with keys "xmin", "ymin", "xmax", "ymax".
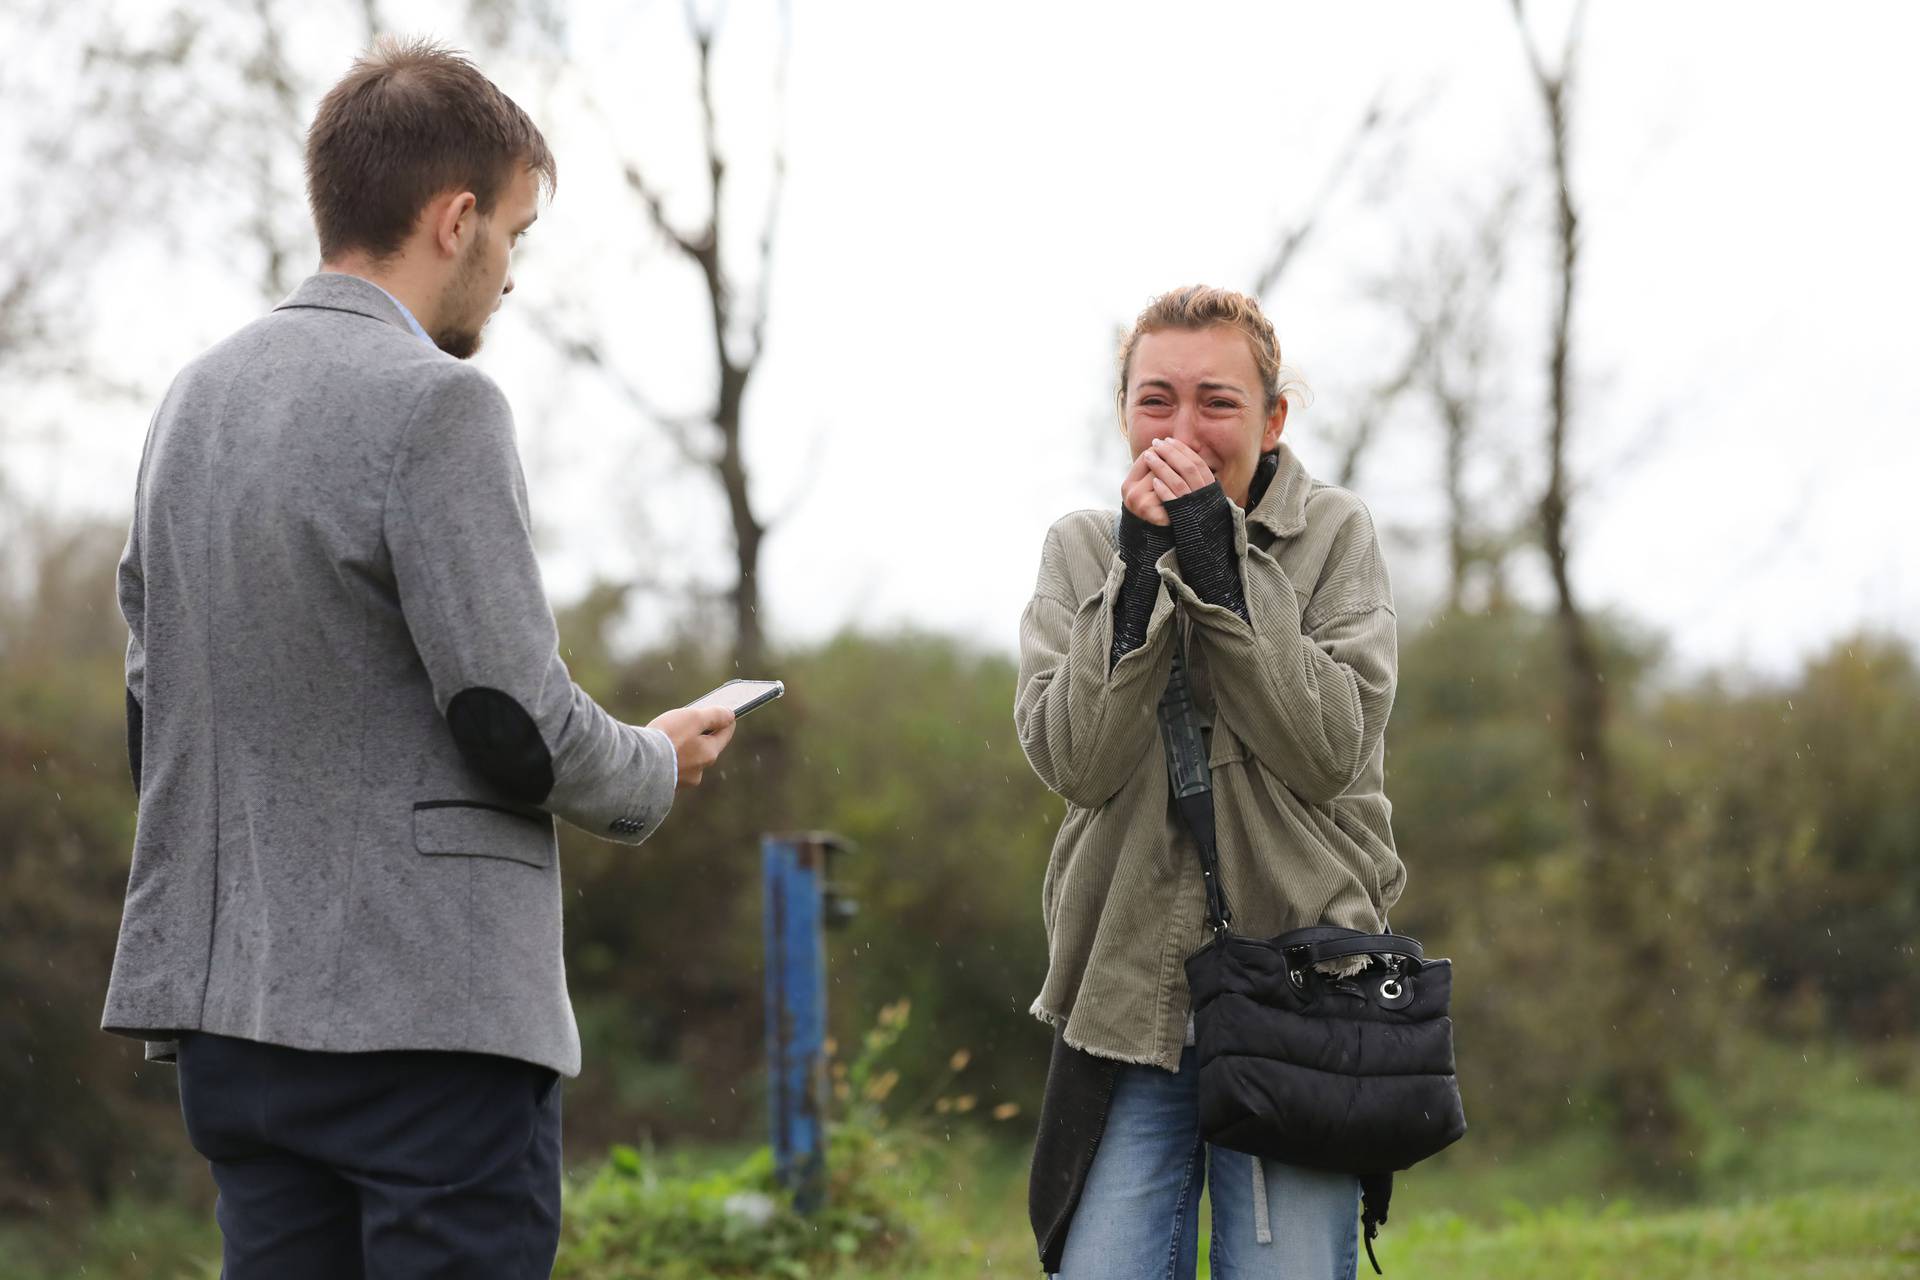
[
  {"xmin": 1017, "ymin": 442, "xmax": 1403, "ymax": 1071},
  {"xmin": 1017, "ymin": 443, "xmax": 1403, "ymax": 1268}
]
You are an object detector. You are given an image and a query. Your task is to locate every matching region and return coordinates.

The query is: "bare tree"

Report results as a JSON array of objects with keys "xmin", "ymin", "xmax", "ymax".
[
  {"xmin": 239, "ymin": 0, "xmax": 331, "ymax": 300},
  {"xmin": 2, "ymin": 0, "xmax": 381, "ymax": 533},
  {"xmin": 1511, "ymin": 0, "xmax": 1622, "ymax": 846},
  {"xmin": 1247, "ymin": 90, "xmax": 1418, "ymax": 490},
  {"xmin": 1513, "ymin": 0, "xmax": 1700, "ymax": 1184},
  {"xmin": 624, "ymin": 9, "xmax": 784, "ymax": 674},
  {"xmin": 1324, "ymin": 329, "xmax": 1428, "ymax": 493},
  {"xmin": 1250, "ymin": 92, "xmax": 1389, "ymax": 301},
  {"xmin": 0, "ymin": 1, "xmax": 175, "ymax": 533},
  {"xmin": 525, "ymin": 2, "xmax": 788, "ymax": 673},
  {"xmin": 75, "ymin": 0, "xmax": 388, "ymax": 307},
  {"xmin": 1385, "ymin": 184, "xmax": 1524, "ymax": 612}
]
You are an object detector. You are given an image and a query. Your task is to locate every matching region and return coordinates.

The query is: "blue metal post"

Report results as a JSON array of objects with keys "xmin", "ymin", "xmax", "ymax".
[{"xmin": 763, "ymin": 834, "xmax": 828, "ymax": 1213}]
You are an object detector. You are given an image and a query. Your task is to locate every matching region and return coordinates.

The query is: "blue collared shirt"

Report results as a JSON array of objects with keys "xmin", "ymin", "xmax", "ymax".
[{"xmin": 369, "ymin": 282, "xmax": 435, "ymax": 348}]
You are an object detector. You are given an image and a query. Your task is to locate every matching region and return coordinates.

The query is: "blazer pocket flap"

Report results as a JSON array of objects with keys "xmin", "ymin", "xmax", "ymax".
[{"xmin": 413, "ymin": 801, "xmax": 554, "ymax": 868}]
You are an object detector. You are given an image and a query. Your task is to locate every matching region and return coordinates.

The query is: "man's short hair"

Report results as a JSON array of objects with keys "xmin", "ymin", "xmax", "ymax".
[{"xmin": 305, "ymin": 36, "xmax": 556, "ymax": 262}]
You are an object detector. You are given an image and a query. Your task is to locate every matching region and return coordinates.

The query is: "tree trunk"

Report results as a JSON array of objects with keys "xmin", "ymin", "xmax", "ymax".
[
  {"xmin": 1534, "ymin": 73, "xmax": 1622, "ymax": 847},
  {"xmin": 1514, "ymin": 0, "xmax": 1687, "ymax": 1187},
  {"xmin": 714, "ymin": 362, "xmax": 765, "ymax": 672},
  {"xmin": 1440, "ymin": 391, "xmax": 1470, "ymax": 614}
]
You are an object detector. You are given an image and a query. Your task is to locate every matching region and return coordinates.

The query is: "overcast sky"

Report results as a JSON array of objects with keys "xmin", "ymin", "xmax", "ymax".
[{"xmin": 8, "ymin": 0, "xmax": 1916, "ymax": 678}]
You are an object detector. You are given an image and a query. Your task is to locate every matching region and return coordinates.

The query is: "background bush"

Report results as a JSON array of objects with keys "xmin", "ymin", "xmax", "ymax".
[{"xmin": 2, "ymin": 520, "xmax": 1915, "ymax": 1228}]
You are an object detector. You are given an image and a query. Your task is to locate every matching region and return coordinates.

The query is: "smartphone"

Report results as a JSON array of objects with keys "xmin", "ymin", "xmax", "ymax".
[{"xmin": 687, "ymin": 678, "xmax": 785, "ymax": 720}]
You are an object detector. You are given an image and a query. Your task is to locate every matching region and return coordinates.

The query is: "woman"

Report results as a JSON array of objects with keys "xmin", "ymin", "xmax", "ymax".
[{"xmin": 1017, "ymin": 286, "xmax": 1402, "ymax": 1279}]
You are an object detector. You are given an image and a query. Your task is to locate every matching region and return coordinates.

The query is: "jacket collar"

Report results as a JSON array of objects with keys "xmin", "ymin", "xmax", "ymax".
[
  {"xmin": 273, "ymin": 272, "xmax": 415, "ymax": 335},
  {"xmin": 1244, "ymin": 443, "xmax": 1313, "ymax": 540}
]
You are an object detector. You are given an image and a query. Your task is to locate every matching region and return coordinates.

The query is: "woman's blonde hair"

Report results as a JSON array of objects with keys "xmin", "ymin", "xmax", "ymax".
[{"xmin": 1115, "ymin": 285, "xmax": 1309, "ymax": 421}]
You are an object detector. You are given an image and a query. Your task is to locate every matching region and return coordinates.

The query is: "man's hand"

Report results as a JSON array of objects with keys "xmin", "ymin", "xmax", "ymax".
[{"xmin": 646, "ymin": 706, "xmax": 737, "ymax": 790}]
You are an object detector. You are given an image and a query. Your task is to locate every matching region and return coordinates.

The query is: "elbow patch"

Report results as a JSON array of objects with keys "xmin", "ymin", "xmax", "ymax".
[{"xmin": 446, "ymin": 687, "xmax": 556, "ymax": 806}]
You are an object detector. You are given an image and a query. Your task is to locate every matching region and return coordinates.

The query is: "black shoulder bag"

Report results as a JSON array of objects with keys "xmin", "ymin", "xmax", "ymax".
[{"xmin": 1157, "ymin": 630, "xmax": 1467, "ymax": 1273}]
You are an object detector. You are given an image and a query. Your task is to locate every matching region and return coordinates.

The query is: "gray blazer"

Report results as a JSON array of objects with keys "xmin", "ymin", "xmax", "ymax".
[{"xmin": 102, "ymin": 273, "xmax": 678, "ymax": 1076}]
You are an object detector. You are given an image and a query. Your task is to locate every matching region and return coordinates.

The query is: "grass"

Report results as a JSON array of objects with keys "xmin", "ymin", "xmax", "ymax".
[
  {"xmin": 12, "ymin": 1175, "xmax": 1917, "ymax": 1280},
  {"xmin": 8, "ymin": 1042, "xmax": 1917, "ymax": 1279},
  {"xmin": 1385, "ymin": 1188, "xmax": 1920, "ymax": 1280},
  {"xmin": 0, "ymin": 1194, "xmax": 221, "ymax": 1280},
  {"xmin": 833, "ymin": 1135, "xmax": 1920, "ymax": 1280}
]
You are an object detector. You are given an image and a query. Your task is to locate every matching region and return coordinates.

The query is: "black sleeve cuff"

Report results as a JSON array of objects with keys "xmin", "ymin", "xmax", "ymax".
[
  {"xmin": 1111, "ymin": 509, "xmax": 1174, "ymax": 669},
  {"xmin": 1164, "ymin": 482, "xmax": 1248, "ymax": 621}
]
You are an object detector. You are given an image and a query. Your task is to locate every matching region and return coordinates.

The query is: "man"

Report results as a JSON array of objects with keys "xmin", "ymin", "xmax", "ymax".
[{"xmin": 101, "ymin": 38, "xmax": 733, "ymax": 1277}]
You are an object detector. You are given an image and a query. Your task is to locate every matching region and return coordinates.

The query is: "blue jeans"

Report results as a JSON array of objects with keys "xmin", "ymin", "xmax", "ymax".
[{"xmin": 1053, "ymin": 1044, "xmax": 1359, "ymax": 1279}]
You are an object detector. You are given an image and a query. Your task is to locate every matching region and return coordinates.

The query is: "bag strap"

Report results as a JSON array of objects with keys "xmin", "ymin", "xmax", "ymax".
[
  {"xmin": 1304, "ymin": 934, "xmax": 1424, "ymax": 965},
  {"xmin": 1159, "ymin": 633, "xmax": 1416, "ymax": 960},
  {"xmin": 1156, "ymin": 627, "xmax": 1231, "ymax": 937},
  {"xmin": 1360, "ymin": 1172, "xmax": 1392, "ymax": 1274},
  {"xmin": 1273, "ymin": 925, "xmax": 1373, "ymax": 949}
]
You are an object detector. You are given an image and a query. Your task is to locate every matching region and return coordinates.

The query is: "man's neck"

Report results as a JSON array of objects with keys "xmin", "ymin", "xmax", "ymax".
[{"xmin": 320, "ymin": 256, "xmax": 438, "ymax": 336}]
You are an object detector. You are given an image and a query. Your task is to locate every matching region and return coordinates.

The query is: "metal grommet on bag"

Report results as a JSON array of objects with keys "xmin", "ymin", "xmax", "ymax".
[{"xmin": 1375, "ymin": 972, "xmax": 1415, "ymax": 1010}]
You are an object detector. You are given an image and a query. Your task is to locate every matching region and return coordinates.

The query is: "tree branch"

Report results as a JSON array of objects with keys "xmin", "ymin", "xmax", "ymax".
[
  {"xmin": 520, "ymin": 306, "xmax": 714, "ymax": 467},
  {"xmin": 688, "ymin": 4, "xmax": 734, "ymax": 371},
  {"xmin": 1251, "ymin": 89, "xmax": 1388, "ymax": 298},
  {"xmin": 765, "ymin": 420, "xmax": 828, "ymax": 534},
  {"xmin": 1332, "ymin": 325, "xmax": 1430, "ymax": 490},
  {"xmin": 621, "ymin": 160, "xmax": 704, "ymax": 258},
  {"xmin": 746, "ymin": 0, "xmax": 790, "ymax": 365}
]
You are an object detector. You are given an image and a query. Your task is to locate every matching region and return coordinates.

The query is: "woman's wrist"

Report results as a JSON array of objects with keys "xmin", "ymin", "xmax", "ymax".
[
  {"xmin": 1117, "ymin": 506, "xmax": 1174, "ymax": 567},
  {"xmin": 1111, "ymin": 509, "xmax": 1173, "ymax": 668}
]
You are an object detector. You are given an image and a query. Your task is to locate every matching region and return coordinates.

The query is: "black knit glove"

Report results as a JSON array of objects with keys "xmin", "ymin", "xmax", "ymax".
[
  {"xmin": 1163, "ymin": 481, "xmax": 1248, "ymax": 621},
  {"xmin": 1110, "ymin": 508, "xmax": 1174, "ymax": 669}
]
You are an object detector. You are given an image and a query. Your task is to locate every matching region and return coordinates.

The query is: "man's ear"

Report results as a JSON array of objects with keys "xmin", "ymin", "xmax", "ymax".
[
  {"xmin": 432, "ymin": 191, "xmax": 479, "ymax": 258},
  {"xmin": 1261, "ymin": 396, "xmax": 1289, "ymax": 452}
]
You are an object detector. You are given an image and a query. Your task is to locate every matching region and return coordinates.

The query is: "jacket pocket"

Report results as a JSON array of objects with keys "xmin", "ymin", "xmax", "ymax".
[
  {"xmin": 412, "ymin": 800, "xmax": 555, "ymax": 869},
  {"xmin": 1207, "ymin": 716, "xmax": 1248, "ymax": 769}
]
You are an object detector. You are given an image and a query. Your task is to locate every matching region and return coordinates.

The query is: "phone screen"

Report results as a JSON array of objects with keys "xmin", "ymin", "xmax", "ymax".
[{"xmin": 688, "ymin": 679, "xmax": 785, "ymax": 718}]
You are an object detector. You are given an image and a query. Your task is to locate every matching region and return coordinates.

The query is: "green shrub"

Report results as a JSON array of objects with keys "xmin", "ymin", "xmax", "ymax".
[
  {"xmin": 555, "ymin": 998, "xmax": 945, "ymax": 1279},
  {"xmin": 555, "ymin": 1123, "xmax": 924, "ymax": 1280}
]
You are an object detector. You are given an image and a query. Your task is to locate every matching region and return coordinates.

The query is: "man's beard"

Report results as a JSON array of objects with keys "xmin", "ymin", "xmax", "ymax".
[
  {"xmin": 435, "ymin": 323, "xmax": 483, "ymax": 361},
  {"xmin": 433, "ymin": 231, "xmax": 491, "ymax": 360}
]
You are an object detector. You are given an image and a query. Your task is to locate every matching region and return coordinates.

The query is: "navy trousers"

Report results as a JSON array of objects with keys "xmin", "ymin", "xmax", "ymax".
[{"xmin": 176, "ymin": 1031, "xmax": 563, "ymax": 1279}]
